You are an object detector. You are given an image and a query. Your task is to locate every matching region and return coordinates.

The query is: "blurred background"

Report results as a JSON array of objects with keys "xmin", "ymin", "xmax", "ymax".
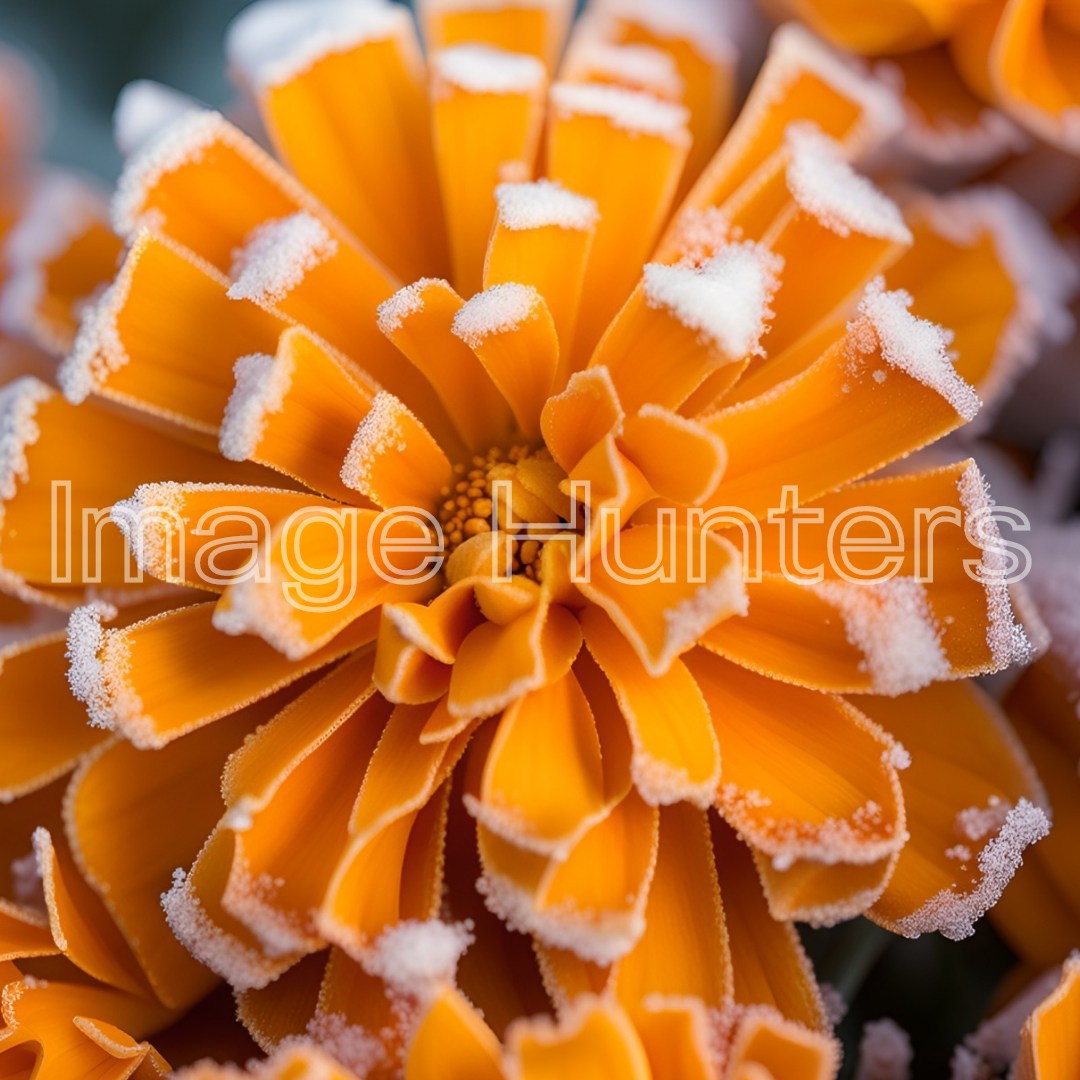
[{"xmin": 0, "ymin": 0, "xmax": 255, "ymax": 178}]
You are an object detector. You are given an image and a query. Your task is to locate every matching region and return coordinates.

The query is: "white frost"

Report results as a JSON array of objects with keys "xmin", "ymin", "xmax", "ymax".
[
  {"xmin": 642, "ymin": 241, "xmax": 782, "ymax": 361},
  {"xmin": 549, "ymin": 81, "xmax": 689, "ymax": 142},
  {"xmin": 432, "ymin": 43, "xmax": 546, "ymax": 96},
  {"xmin": 340, "ymin": 391, "xmax": 409, "ymax": 497},
  {"xmin": 855, "ymin": 1018, "xmax": 913, "ymax": 1080},
  {"xmin": 362, "ymin": 919, "xmax": 474, "ymax": 998},
  {"xmin": 227, "ymin": 0, "xmax": 412, "ymax": 91},
  {"xmin": 815, "ymin": 576, "xmax": 951, "ymax": 696},
  {"xmin": 847, "ymin": 279, "xmax": 981, "ymax": 422},
  {"xmin": 785, "ymin": 123, "xmax": 912, "ymax": 243},
  {"xmin": 113, "ymin": 79, "xmax": 203, "ymax": 157},
  {"xmin": 895, "ymin": 797, "xmax": 1049, "ymax": 941},
  {"xmin": 228, "ymin": 212, "xmax": 338, "ymax": 306},
  {"xmin": 0, "ymin": 172, "xmax": 108, "ymax": 352},
  {"xmin": 451, "ymin": 282, "xmax": 542, "ymax": 348},
  {"xmin": 494, "ymin": 179, "xmax": 598, "ymax": 232},
  {"xmin": 219, "ymin": 352, "xmax": 294, "ymax": 462}
]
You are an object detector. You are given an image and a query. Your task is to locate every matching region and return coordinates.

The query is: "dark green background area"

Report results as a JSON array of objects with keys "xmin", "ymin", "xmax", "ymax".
[
  {"xmin": 0, "ymin": 1, "xmax": 1026, "ymax": 1076},
  {"xmin": 0, "ymin": 0, "xmax": 260, "ymax": 178}
]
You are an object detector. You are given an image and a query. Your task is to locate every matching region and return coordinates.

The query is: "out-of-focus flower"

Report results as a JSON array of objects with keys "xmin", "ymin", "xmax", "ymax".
[
  {"xmin": 761, "ymin": 0, "xmax": 1080, "ymax": 154},
  {"xmin": 0, "ymin": 0, "xmax": 1072, "ymax": 1074},
  {"xmin": 173, "ymin": 986, "xmax": 841, "ymax": 1080},
  {"xmin": 949, "ymin": 953, "xmax": 1079, "ymax": 1079}
]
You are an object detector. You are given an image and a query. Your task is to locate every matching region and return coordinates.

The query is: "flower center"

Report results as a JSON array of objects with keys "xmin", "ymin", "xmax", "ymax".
[{"xmin": 437, "ymin": 445, "xmax": 561, "ymax": 581}]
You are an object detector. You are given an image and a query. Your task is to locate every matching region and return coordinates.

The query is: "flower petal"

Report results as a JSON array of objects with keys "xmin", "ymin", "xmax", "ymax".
[
  {"xmin": 857, "ymin": 681, "xmax": 1050, "ymax": 940},
  {"xmin": 687, "ymin": 650, "xmax": 907, "ymax": 866},
  {"xmin": 406, "ymin": 987, "xmax": 504, "ymax": 1080},
  {"xmin": 582, "ymin": 607, "xmax": 720, "ymax": 807}
]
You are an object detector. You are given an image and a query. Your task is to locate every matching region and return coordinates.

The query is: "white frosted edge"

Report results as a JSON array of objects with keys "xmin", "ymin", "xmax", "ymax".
[
  {"xmin": 894, "ymin": 797, "xmax": 1049, "ymax": 941},
  {"xmin": 589, "ymin": 0, "xmax": 736, "ymax": 64},
  {"xmin": 227, "ymin": 0, "xmax": 410, "ymax": 91},
  {"xmin": 361, "ymin": 919, "xmax": 473, "ymax": 998},
  {"xmin": 0, "ymin": 378, "xmax": 52, "ymax": 531},
  {"xmin": 375, "ymin": 277, "xmax": 444, "ymax": 337},
  {"xmin": 340, "ymin": 390, "xmax": 409, "ymax": 496},
  {"xmin": 815, "ymin": 577, "xmax": 950, "ymax": 696},
  {"xmin": 113, "ymin": 79, "xmax": 203, "ymax": 158},
  {"xmin": 855, "ymin": 1018, "xmax": 913, "ymax": 1080},
  {"xmin": 228, "ymin": 212, "xmax": 338, "ymax": 306},
  {"xmin": 565, "ymin": 41, "xmax": 684, "ymax": 99},
  {"xmin": 847, "ymin": 279, "xmax": 981, "ymax": 423},
  {"xmin": 292, "ymin": 1012, "xmax": 385, "ymax": 1076},
  {"xmin": 432, "ymin": 44, "xmax": 546, "ymax": 96},
  {"xmin": 220, "ymin": 352, "xmax": 295, "ymax": 462},
  {"xmin": 212, "ymin": 575, "xmax": 308, "ymax": 661},
  {"xmin": 768, "ymin": 23, "xmax": 905, "ymax": 148},
  {"xmin": 655, "ymin": 544, "xmax": 748, "ymax": 676},
  {"xmin": 494, "ymin": 179, "xmax": 598, "ymax": 232},
  {"xmin": 957, "ymin": 462, "xmax": 1034, "ymax": 669},
  {"xmin": 785, "ymin": 123, "xmax": 912, "ymax": 243},
  {"xmin": 112, "ymin": 108, "xmax": 223, "ymax": 238},
  {"xmin": 59, "ymin": 248, "xmax": 139, "ymax": 406},
  {"xmin": 451, "ymin": 282, "xmax": 542, "ymax": 348},
  {"xmin": 643, "ymin": 241, "xmax": 782, "ymax": 362},
  {"xmin": 874, "ymin": 60, "xmax": 1028, "ymax": 169},
  {"xmin": 162, "ymin": 865, "xmax": 288, "ymax": 991},
  {"xmin": 912, "ymin": 186, "xmax": 1079, "ymax": 416},
  {"xmin": 64, "ymin": 601, "xmax": 121, "ymax": 731},
  {"xmin": 0, "ymin": 171, "xmax": 107, "ymax": 350},
  {"xmin": 549, "ymin": 81, "xmax": 690, "ymax": 141},
  {"xmin": 221, "ymin": 855, "xmax": 319, "ymax": 958},
  {"xmin": 474, "ymin": 861, "xmax": 646, "ymax": 966}
]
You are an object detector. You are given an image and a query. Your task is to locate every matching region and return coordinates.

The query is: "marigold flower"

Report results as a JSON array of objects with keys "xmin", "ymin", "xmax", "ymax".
[
  {"xmin": 0, "ymin": 1, "xmax": 1072, "ymax": 1075},
  {"xmin": 763, "ymin": 0, "xmax": 1080, "ymax": 153}
]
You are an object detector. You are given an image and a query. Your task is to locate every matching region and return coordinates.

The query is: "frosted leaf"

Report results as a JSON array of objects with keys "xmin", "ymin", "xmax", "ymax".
[
  {"xmin": 956, "ymin": 462, "xmax": 1034, "ymax": 669},
  {"xmin": 815, "ymin": 577, "xmax": 950, "ymax": 696},
  {"xmin": 432, "ymin": 44, "xmax": 546, "ymax": 96},
  {"xmin": 785, "ymin": 123, "xmax": 912, "ymax": 243},
  {"xmin": 362, "ymin": 919, "xmax": 474, "ymax": 998},
  {"xmin": 642, "ymin": 241, "xmax": 782, "ymax": 361},
  {"xmin": 549, "ymin": 81, "xmax": 690, "ymax": 142},
  {"xmin": 494, "ymin": 179, "xmax": 598, "ymax": 232},
  {"xmin": 0, "ymin": 172, "xmax": 108, "ymax": 351},
  {"xmin": 375, "ymin": 277, "xmax": 444, "ymax": 337},
  {"xmin": 219, "ymin": 352, "xmax": 294, "ymax": 463},
  {"xmin": 450, "ymin": 282, "xmax": 542, "ymax": 348},
  {"xmin": 227, "ymin": 0, "xmax": 412, "ymax": 91},
  {"xmin": 895, "ymin": 798, "xmax": 1050, "ymax": 941},
  {"xmin": 228, "ymin": 213, "xmax": 338, "ymax": 306},
  {"xmin": 855, "ymin": 1018, "xmax": 913, "ymax": 1080},
  {"xmin": 847, "ymin": 280, "xmax": 981, "ymax": 422},
  {"xmin": 113, "ymin": 79, "xmax": 203, "ymax": 157}
]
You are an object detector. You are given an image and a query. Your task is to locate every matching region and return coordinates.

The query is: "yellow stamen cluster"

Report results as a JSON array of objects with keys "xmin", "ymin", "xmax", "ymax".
[{"xmin": 437, "ymin": 445, "xmax": 547, "ymax": 580}]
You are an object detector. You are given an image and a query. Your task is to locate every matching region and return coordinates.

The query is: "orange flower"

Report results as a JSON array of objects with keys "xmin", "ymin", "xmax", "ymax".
[
  {"xmin": 762, "ymin": 0, "xmax": 1080, "ymax": 153},
  {"xmin": 0, "ymin": 1, "xmax": 1071, "ymax": 1074}
]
